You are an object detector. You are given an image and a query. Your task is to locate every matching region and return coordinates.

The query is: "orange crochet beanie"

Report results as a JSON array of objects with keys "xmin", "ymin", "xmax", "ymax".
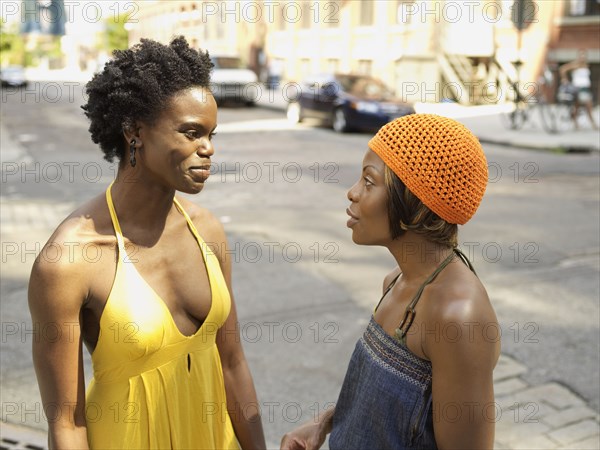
[{"xmin": 368, "ymin": 114, "xmax": 488, "ymax": 225}]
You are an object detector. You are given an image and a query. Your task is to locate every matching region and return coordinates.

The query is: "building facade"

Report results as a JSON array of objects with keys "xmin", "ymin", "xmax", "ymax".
[{"xmin": 127, "ymin": 0, "xmax": 599, "ymax": 105}]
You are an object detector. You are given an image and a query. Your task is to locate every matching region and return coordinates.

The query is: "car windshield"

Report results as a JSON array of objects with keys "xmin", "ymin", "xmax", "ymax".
[
  {"xmin": 212, "ymin": 57, "xmax": 244, "ymax": 69},
  {"xmin": 336, "ymin": 75, "xmax": 394, "ymax": 99}
]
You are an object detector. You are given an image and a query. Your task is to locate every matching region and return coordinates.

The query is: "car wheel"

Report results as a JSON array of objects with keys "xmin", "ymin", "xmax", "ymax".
[
  {"xmin": 287, "ymin": 102, "xmax": 303, "ymax": 123},
  {"xmin": 332, "ymin": 108, "xmax": 348, "ymax": 133}
]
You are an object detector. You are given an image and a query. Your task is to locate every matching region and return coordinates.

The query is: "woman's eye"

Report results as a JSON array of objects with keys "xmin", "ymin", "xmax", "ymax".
[
  {"xmin": 184, "ymin": 131, "xmax": 198, "ymax": 139},
  {"xmin": 364, "ymin": 177, "xmax": 373, "ymax": 186}
]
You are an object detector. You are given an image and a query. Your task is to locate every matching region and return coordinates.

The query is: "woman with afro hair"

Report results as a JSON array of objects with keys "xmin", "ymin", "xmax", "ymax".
[{"xmin": 28, "ymin": 36, "xmax": 266, "ymax": 449}]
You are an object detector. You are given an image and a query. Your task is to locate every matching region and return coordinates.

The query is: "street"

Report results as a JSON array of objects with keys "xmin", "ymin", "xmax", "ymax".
[{"xmin": 1, "ymin": 81, "xmax": 599, "ymax": 448}]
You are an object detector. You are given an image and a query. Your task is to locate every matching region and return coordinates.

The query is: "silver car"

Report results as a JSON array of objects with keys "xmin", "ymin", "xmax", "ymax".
[
  {"xmin": 0, "ymin": 66, "xmax": 28, "ymax": 88},
  {"xmin": 210, "ymin": 56, "xmax": 259, "ymax": 106}
]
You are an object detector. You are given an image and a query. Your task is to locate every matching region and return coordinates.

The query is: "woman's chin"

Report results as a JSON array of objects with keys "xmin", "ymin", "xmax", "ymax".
[
  {"xmin": 180, "ymin": 183, "xmax": 205, "ymax": 195},
  {"xmin": 350, "ymin": 231, "xmax": 367, "ymax": 246}
]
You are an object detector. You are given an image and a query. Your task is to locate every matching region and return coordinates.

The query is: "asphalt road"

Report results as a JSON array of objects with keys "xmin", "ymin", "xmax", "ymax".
[{"xmin": 1, "ymin": 81, "xmax": 599, "ymax": 447}]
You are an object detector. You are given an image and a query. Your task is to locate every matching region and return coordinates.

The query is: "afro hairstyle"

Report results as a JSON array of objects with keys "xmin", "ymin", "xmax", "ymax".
[{"xmin": 81, "ymin": 36, "xmax": 213, "ymax": 162}]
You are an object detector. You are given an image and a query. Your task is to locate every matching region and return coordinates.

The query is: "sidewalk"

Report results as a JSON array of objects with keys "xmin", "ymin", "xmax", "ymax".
[{"xmin": 254, "ymin": 83, "xmax": 600, "ymax": 153}]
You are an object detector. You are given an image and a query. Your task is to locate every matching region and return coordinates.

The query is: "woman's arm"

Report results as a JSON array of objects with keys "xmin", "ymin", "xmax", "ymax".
[
  {"xmin": 559, "ymin": 61, "xmax": 578, "ymax": 81},
  {"xmin": 216, "ymin": 289, "xmax": 266, "ymax": 450},
  {"xmin": 280, "ymin": 406, "xmax": 335, "ymax": 450},
  {"xmin": 28, "ymin": 241, "xmax": 90, "ymax": 449},
  {"xmin": 425, "ymin": 291, "xmax": 501, "ymax": 450},
  {"xmin": 209, "ymin": 219, "xmax": 266, "ymax": 449}
]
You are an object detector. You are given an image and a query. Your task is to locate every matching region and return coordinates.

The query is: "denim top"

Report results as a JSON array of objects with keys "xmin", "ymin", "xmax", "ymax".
[{"xmin": 329, "ymin": 249, "xmax": 475, "ymax": 450}]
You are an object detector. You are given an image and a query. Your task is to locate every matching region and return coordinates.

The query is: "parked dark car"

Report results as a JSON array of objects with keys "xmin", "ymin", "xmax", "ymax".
[
  {"xmin": 286, "ymin": 73, "xmax": 414, "ymax": 132},
  {"xmin": 0, "ymin": 66, "xmax": 28, "ymax": 88}
]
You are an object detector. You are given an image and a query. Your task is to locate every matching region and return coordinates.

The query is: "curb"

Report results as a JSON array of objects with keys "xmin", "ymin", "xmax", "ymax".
[
  {"xmin": 255, "ymin": 99, "xmax": 288, "ymax": 114},
  {"xmin": 476, "ymin": 137, "xmax": 597, "ymax": 154}
]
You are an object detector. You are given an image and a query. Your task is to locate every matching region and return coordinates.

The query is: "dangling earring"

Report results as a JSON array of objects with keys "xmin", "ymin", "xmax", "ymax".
[{"xmin": 129, "ymin": 139, "xmax": 137, "ymax": 167}]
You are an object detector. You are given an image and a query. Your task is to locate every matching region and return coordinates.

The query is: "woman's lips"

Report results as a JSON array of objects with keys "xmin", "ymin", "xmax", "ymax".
[
  {"xmin": 346, "ymin": 208, "xmax": 359, "ymax": 228},
  {"xmin": 189, "ymin": 166, "xmax": 211, "ymax": 181}
]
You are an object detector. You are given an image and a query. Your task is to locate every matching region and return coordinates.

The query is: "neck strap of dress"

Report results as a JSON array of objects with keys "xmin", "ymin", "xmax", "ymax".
[
  {"xmin": 105, "ymin": 180, "xmax": 126, "ymax": 255},
  {"xmin": 394, "ymin": 249, "xmax": 459, "ymax": 344}
]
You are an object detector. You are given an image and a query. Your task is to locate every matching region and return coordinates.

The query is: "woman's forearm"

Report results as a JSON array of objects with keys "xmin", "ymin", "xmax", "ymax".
[
  {"xmin": 316, "ymin": 406, "xmax": 335, "ymax": 437},
  {"xmin": 48, "ymin": 423, "xmax": 89, "ymax": 450},
  {"xmin": 223, "ymin": 359, "xmax": 266, "ymax": 450}
]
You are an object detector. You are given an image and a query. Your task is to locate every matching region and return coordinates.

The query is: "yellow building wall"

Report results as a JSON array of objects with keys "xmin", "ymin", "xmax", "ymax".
[{"xmin": 126, "ymin": 0, "xmax": 588, "ymax": 104}]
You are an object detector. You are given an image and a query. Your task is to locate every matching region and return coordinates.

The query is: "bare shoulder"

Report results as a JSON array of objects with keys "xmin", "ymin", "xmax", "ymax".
[
  {"xmin": 29, "ymin": 194, "xmax": 114, "ymax": 301},
  {"xmin": 175, "ymin": 196, "xmax": 225, "ymax": 240},
  {"xmin": 421, "ymin": 262, "xmax": 500, "ymax": 363},
  {"xmin": 175, "ymin": 196, "xmax": 228, "ymax": 260},
  {"xmin": 382, "ymin": 266, "xmax": 402, "ymax": 293},
  {"xmin": 426, "ymin": 263, "xmax": 494, "ymax": 324}
]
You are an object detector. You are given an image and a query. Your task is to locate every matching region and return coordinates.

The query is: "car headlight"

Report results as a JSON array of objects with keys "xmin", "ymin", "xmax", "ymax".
[{"xmin": 353, "ymin": 101, "xmax": 380, "ymax": 114}]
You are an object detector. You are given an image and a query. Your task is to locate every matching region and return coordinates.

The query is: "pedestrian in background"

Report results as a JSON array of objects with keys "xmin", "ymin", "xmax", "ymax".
[
  {"xmin": 28, "ymin": 36, "xmax": 266, "ymax": 449},
  {"xmin": 559, "ymin": 49, "xmax": 599, "ymax": 130},
  {"xmin": 281, "ymin": 114, "xmax": 500, "ymax": 450}
]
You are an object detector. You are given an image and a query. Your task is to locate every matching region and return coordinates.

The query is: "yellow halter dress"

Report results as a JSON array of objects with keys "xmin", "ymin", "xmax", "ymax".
[{"xmin": 85, "ymin": 184, "xmax": 239, "ymax": 449}]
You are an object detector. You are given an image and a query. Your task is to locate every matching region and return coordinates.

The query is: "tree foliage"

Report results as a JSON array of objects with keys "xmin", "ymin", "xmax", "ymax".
[
  {"xmin": 105, "ymin": 13, "xmax": 130, "ymax": 52},
  {"xmin": 0, "ymin": 19, "xmax": 26, "ymax": 66}
]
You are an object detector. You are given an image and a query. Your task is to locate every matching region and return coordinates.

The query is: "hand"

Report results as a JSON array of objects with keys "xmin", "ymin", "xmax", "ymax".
[{"xmin": 280, "ymin": 421, "xmax": 327, "ymax": 450}]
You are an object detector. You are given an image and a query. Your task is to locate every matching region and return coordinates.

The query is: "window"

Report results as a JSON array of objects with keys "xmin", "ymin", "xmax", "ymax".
[
  {"xmin": 357, "ymin": 59, "xmax": 372, "ymax": 76},
  {"xmin": 568, "ymin": 0, "xmax": 600, "ymax": 16},
  {"xmin": 301, "ymin": 2, "xmax": 311, "ymax": 29},
  {"xmin": 275, "ymin": 3, "xmax": 285, "ymax": 30},
  {"xmin": 216, "ymin": 21, "xmax": 224, "ymax": 39},
  {"xmin": 325, "ymin": 0, "xmax": 341, "ymax": 27},
  {"xmin": 190, "ymin": 3, "xmax": 200, "ymax": 22},
  {"xmin": 179, "ymin": 4, "xmax": 189, "ymax": 24},
  {"xmin": 359, "ymin": 1, "xmax": 374, "ymax": 26},
  {"xmin": 300, "ymin": 58, "xmax": 311, "ymax": 77},
  {"xmin": 570, "ymin": 0, "xmax": 587, "ymax": 15},
  {"xmin": 396, "ymin": 0, "xmax": 414, "ymax": 25},
  {"xmin": 326, "ymin": 58, "xmax": 339, "ymax": 73}
]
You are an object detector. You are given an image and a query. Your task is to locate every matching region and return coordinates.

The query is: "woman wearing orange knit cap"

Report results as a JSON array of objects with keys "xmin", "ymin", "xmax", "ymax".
[{"xmin": 281, "ymin": 114, "xmax": 500, "ymax": 450}]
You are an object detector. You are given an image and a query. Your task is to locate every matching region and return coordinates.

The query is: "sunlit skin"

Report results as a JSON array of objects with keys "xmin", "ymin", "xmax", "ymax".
[
  {"xmin": 281, "ymin": 149, "xmax": 500, "ymax": 450},
  {"xmin": 122, "ymin": 87, "xmax": 218, "ymax": 196},
  {"xmin": 28, "ymin": 86, "xmax": 266, "ymax": 449},
  {"xmin": 346, "ymin": 149, "xmax": 393, "ymax": 246}
]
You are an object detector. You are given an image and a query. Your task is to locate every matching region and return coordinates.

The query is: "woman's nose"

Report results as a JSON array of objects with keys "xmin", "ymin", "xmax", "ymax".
[
  {"xmin": 347, "ymin": 182, "xmax": 359, "ymax": 202},
  {"xmin": 196, "ymin": 138, "xmax": 214, "ymax": 157}
]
